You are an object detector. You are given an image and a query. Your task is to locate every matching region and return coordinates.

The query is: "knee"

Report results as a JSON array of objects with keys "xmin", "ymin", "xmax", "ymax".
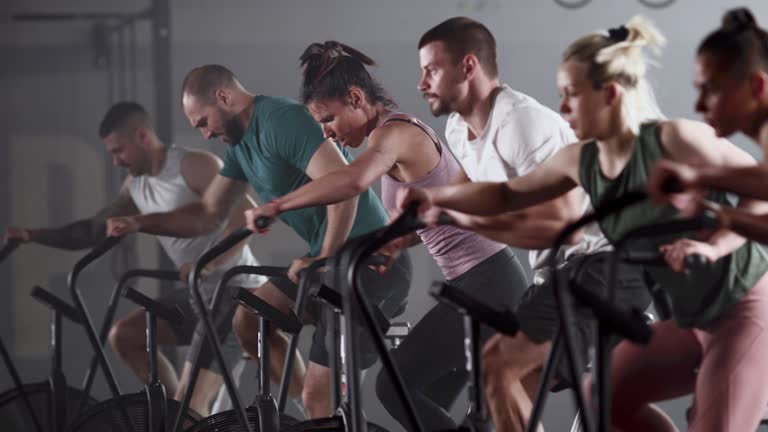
[
  {"xmin": 483, "ymin": 336, "xmax": 547, "ymax": 382},
  {"xmin": 108, "ymin": 319, "xmax": 142, "ymax": 354},
  {"xmin": 483, "ymin": 366, "xmax": 510, "ymax": 401},
  {"xmin": 232, "ymin": 307, "xmax": 259, "ymax": 344},
  {"xmin": 482, "ymin": 349, "xmax": 523, "ymax": 385},
  {"xmin": 301, "ymin": 380, "xmax": 327, "ymax": 410},
  {"xmin": 482, "ymin": 352, "xmax": 535, "ymax": 402}
]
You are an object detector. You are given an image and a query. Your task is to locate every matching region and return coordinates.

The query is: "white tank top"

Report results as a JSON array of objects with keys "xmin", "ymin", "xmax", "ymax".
[{"xmin": 128, "ymin": 146, "xmax": 263, "ymax": 287}]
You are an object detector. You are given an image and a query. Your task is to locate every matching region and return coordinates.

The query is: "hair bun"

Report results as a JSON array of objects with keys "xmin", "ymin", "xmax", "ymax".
[
  {"xmin": 607, "ymin": 25, "xmax": 630, "ymax": 43},
  {"xmin": 722, "ymin": 7, "xmax": 758, "ymax": 33},
  {"xmin": 323, "ymin": 41, "xmax": 344, "ymax": 57},
  {"xmin": 300, "ymin": 41, "xmax": 345, "ymax": 81}
]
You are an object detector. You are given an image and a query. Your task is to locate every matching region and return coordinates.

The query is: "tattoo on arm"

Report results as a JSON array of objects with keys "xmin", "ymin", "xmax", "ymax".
[{"xmin": 30, "ymin": 193, "xmax": 138, "ymax": 250}]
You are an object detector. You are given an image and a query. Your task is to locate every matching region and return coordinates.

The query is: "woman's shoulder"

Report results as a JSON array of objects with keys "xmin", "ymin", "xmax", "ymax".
[
  {"xmin": 372, "ymin": 113, "xmax": 435, "ymax": 145},
  {"xmin": 656, "ymin": 118, "xmax": 725, "ymax": 163},
  {"xmin": 656, "ymin": 118, "xmax": 712, "ymax": 143},
  {"xmin": 370, "ymin": 117, "xmax": 408, "ymax": 144}
]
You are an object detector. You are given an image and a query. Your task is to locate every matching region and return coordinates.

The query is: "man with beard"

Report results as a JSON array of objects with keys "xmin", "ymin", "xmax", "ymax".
[
  {"xmin": 411, "ymin": 18, "xmax": 650, "ymax": 432},
  {"xmin": 106, "ymin": 65, "xmax": 409, "ymax": 417},
  {"xmin": 1, "ymin": 101, "xmax": 297, "ymax": 416}
]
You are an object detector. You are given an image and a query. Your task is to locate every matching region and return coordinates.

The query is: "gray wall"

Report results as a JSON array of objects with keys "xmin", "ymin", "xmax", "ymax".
[{"xmin": 3, "ymin": 0, "xmax": 768, "ymax": 430}]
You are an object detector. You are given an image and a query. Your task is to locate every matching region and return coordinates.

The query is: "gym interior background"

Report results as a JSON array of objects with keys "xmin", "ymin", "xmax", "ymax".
[{"xmin": 2, "ymin": 0, "xmax": 766, "ymax": 430}]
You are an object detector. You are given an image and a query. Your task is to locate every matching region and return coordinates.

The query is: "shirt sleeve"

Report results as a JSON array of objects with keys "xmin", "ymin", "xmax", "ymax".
[
  {"xmin": 263, "ymin": 103, "xmax": 327, "ymax": 172},
  {"xmin": 495, "ymin": 104, "xmax": 574, "ymax": 177},
  {"xmin": 219, "ymin": 145, "xmax": 247, "ymax": 180}
]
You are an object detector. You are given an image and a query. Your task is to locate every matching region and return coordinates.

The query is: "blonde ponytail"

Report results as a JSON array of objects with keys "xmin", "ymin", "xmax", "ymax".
[{"xmin": 563, "ymin": 15, "xmax": 666, "ymax": 134}]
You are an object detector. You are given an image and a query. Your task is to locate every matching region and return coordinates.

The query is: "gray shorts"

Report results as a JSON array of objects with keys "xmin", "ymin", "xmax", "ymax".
[
  {"xmin": 516, "ymin": 252, "xmax": 652, "ymax": 390},
  {"xmin": 270, "ymin": 252, "xmax": 413, "ymax": 369},
  {"xmin": 156, "ymin": 281, "xmax": 242, "ymax": 374},
  {"xmin": 445, "ymin": 247, "xmax": 530, "ymax": 344},
  {"xmin": 375, "ymin": 248, "xmax": 530, "ymax": 431}
]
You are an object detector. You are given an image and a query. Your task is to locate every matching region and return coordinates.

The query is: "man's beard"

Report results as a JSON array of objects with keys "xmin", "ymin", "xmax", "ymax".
[
  {"xmin": 223, "ymin": 116, "xmax": 246, "ymax": 144},
  {"xmin": 127, "ymin": 158, "xmax": 149, "ymax": 176},
  {"xmin": 424, "ymin": 93, "xmax": 453, "ymax": 117},
  {"xmin": 128, "ymin": 166, "xmax": 148, "ymax": 177},
  {"xmin": 430, "ymin": 100, "xmax": 453, "ymax": 117}
]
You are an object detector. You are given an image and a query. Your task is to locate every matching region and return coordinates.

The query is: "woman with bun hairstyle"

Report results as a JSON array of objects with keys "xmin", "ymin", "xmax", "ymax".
[
  {"xmin": 649, "ymin": 8, "xmax": 768, "ymax": 245},
  {"xmin": 244, "ymin": 41, "xmax": 531, "ymax": 428},
  {"xmin": 399, "ymin": 15, "xmax": 768, "ymax": 431}
]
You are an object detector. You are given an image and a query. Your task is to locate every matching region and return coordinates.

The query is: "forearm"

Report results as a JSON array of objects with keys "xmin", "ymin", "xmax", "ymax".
[
  {"xmin": 701, "ymin": 227, "xmax": 747, "ymax": 259},
  {"xmin": 447, "ymin": 187, "xmax": 583, "ymax": 249},
  {"xmin": 275, "ymin": 170, "xmax": 364, "ymax": 212},
  {"xmin": 703, "ymin": 195, "xmax": 768, "ymax": 256},
  {"xmin": 718, "ymin": 207, "xmax": 768, "ymax": 245},
  {"xmin": 427, "ymin": 182, "xmax": 526, "ymax": 216},
  {"xmin": 204, "ymin": 197, "xmax": 254, "ymax": 273},
  {"xmin": 27, "ymin": 220, "xmax": 106, "ymax": 250},
  {"xmin": 203, "ymin": 228, "xmax": 251, "ymax": 274},
  {"xmin": 137, "ymin": 202, "xmax": 224, "ymax": 238},
  {"xmin": 398, "ymin": 232, "xmax": 422, "ymax": 249},
  {"xmin": 456, "ymin": 212, "xmax": 572, "ymax": 249},
  {"xmin": 319, "ymin": 197, "xmax": 359, "ymax": 257},
  {"xmin": 698, "ymin": 165, "xmax": 768, "ymax": 201}
]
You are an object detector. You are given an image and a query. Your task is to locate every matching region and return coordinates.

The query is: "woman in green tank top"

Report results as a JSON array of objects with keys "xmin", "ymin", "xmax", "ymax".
[
  {"xmin": 399, "ymin": 15, "xmax": 768, "ymax": 432},
  {"xmin": 649, "ymin": 8, "xmax": 768, "ymax": 247}
]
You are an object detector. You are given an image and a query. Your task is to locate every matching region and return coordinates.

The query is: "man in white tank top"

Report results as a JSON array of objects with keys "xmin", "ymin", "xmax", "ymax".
[
  {"xmin": 411, "ymin": 18, "xmax": 652, "ymax": 432},
  {"xmin": 2, "ymin": 102, "xmax": 306, "ymax": 416}
]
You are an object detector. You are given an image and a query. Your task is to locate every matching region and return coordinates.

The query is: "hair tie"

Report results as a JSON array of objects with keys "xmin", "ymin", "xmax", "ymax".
[{"xmin": 607, "ymin": 25, "xmax": 630, "ymax": 42}]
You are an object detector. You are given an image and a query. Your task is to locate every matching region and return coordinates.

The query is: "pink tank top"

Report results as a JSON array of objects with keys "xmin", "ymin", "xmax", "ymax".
[{"xmin": 379, "ymin": 112, "xmax": 506, "ymax": 280}]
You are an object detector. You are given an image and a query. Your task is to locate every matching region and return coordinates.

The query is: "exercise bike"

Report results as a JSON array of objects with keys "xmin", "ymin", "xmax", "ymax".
[
  {"xmin": 175, "ymin": 226, "xmax": 307, "ymax": 432},
  {"xmin": 67, "ymin": 237, "xmax": 200, "ymax": 432},
  {"xmin": 0, "ymin": 238, "xmax": 123, "ymax": 432}
]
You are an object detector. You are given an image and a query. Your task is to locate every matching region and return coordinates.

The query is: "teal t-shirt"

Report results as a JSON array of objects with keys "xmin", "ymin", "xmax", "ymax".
[{"xmin": 220, "ymin": 95, "xmax": 388, "ymax": 256}]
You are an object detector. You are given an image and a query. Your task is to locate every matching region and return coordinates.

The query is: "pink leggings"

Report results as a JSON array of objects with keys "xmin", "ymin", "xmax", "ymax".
[{"xmin": 610, "ymin": 273, "xmax": 768, "ymax": 432}]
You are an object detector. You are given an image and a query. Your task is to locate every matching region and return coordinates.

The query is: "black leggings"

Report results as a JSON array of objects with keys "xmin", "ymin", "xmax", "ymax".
[{"xmin": 375, "ymin": 248, "xmax": 529, "ymax": 431}]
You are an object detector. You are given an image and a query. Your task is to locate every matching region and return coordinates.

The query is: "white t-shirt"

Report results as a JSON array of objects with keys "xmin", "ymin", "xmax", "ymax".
[{"xmin": 445, "ymin": 84, "xmax": 611, "ymax": 284}]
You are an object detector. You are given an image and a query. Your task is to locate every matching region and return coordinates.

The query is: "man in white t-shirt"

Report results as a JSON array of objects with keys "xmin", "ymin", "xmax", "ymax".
[{"xmin": 415, "ymin": 17, "xmax": 650, "ymax": 431}]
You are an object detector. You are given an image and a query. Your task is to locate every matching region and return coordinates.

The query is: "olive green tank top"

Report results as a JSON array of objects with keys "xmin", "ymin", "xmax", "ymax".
[{"xmin": 579, "ymin": 121, "xmax": 768, "ymax": 328}]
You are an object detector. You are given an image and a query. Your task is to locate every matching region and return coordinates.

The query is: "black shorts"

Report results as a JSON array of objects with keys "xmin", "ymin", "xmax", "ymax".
[
  {"xmin": 516, "ymin": 252, "xmax": 652, "ymax": 390},
  {"xmin": 156, "ymin": 282, "xmax": 241, "ymax": 374},
  {"xmin": 269, "ymin": 252, "xmax": 413, "ymax": 369}
]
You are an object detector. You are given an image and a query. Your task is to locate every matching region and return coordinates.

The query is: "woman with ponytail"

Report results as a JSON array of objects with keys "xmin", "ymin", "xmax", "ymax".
[
  {"xmin": 649, "ymin": 8, "xmax": 768, "ymax": 244},
  {"xmin": 243, "ymin": 41, "xmax": 531, "ymax": 429},
  {"xmin": 400, "ymin": 15, "xmax": 768, "ymax": 431}
]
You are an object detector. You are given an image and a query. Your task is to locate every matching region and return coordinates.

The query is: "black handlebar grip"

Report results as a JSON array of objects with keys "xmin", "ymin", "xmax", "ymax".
[
  {"xmin": 435, "ymin": 212, "xmax": 454, "ymax": 226},
  {"xmin": 367, "ymin": 255, "xmax": 389, "ymax": 267},
  {"xmin": 684, "ymin": 254, "xmax": 709, "ymax": 272},
  {"xmin": 661, "ymin": 178, "xmax": 684, "ymax": 194},
  {"xmin": 254, "ymin": 216, "xmax": 273, "ymax": 231}
]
